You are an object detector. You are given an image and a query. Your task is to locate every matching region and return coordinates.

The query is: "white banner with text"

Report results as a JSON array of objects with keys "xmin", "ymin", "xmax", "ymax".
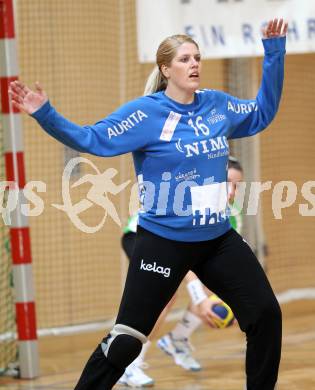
[{"xmin": 136, "ymin": 0, "xmax": 315, "ymax": 62}]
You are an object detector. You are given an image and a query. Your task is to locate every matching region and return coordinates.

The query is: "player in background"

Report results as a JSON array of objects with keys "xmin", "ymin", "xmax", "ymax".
[{"xmin": 157, "ymin": 156, "xmax": 244, "ymax": 371}]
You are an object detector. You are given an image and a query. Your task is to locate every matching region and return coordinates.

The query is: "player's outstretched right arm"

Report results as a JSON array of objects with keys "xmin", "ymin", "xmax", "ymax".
[{"xmin": 9, "ymin": 80, "xmax": 152, "ymax": 157}]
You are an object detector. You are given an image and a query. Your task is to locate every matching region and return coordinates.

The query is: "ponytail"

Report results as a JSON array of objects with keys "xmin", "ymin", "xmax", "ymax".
[{"xmin": 143, "ymin": 66, "xmax": 167, "ymax": 95}]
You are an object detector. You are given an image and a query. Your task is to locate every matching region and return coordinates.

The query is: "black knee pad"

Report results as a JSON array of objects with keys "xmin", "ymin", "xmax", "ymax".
[
  {"xmin": 106, "ymin": 334, "xmax": 142, "ymax": 369},
  {"xmin": 101, "ymin": 324, "xmax": 147, "ymax": 370}
]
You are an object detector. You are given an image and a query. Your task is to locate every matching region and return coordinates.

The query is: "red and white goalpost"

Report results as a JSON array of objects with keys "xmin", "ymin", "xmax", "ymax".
[{"xmin": 0, "ymin": 0, "xmax": 39, "ymax": 378}]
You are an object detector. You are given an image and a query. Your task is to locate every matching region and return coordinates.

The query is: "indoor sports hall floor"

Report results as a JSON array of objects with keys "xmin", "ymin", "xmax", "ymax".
[{"xmin": 1, "ymin": 300, "xmax": 314, "ymax": 390}]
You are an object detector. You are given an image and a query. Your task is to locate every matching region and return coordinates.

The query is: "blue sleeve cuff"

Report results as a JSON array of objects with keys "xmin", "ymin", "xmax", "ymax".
[
  {"xmin": 31, "ymin": 100, "xmax": 52, "ymax": 121},
  {"xmin": 262, "ymin": 36, "xmax": 286, "ymax": 54}
]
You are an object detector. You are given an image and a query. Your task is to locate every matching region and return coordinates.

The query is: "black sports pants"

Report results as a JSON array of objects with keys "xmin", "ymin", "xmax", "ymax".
[{"xmin": 116, "ymin": 226, "xmax": 281, "ymax": 390}]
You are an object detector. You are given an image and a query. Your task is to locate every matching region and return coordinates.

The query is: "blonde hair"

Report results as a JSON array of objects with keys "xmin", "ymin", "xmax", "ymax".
[{"xmin": 143, "ymin": 34, "xmax": 199, "ymax": 95}]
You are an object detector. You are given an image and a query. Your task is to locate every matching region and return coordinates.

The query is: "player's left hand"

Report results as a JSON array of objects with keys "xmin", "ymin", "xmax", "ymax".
[
  {"xmin": 262, "ymin": 18, "xmax": 288, "ymax": 39},
  {"xmin": 196, "ymin": 296, "xmax": 223, "ymax": 328}
]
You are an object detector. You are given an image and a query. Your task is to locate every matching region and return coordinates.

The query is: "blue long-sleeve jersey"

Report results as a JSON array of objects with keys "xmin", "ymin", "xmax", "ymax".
[{"xmin": 32, "ymin": 37, "xmax": 286, "ymax": 242}]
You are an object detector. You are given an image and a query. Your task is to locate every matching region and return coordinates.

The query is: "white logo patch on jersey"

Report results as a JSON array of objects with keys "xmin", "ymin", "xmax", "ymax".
[
  {"xmin": 191, "ymin": 182, "xmax": 228, "ymax": 226},
  {"xmin": 160, "ymin": 111, "xmax": 182, "ymax": 141},
  {"xmin": 207, "ymin": 108, "xmax": 226, "ymax": 125}
]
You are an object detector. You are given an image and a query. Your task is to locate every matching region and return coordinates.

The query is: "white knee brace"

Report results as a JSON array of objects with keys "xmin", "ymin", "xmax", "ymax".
[{"xmin": 101, "ymin": 323, "xmax": 147, "ymax": 357}]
